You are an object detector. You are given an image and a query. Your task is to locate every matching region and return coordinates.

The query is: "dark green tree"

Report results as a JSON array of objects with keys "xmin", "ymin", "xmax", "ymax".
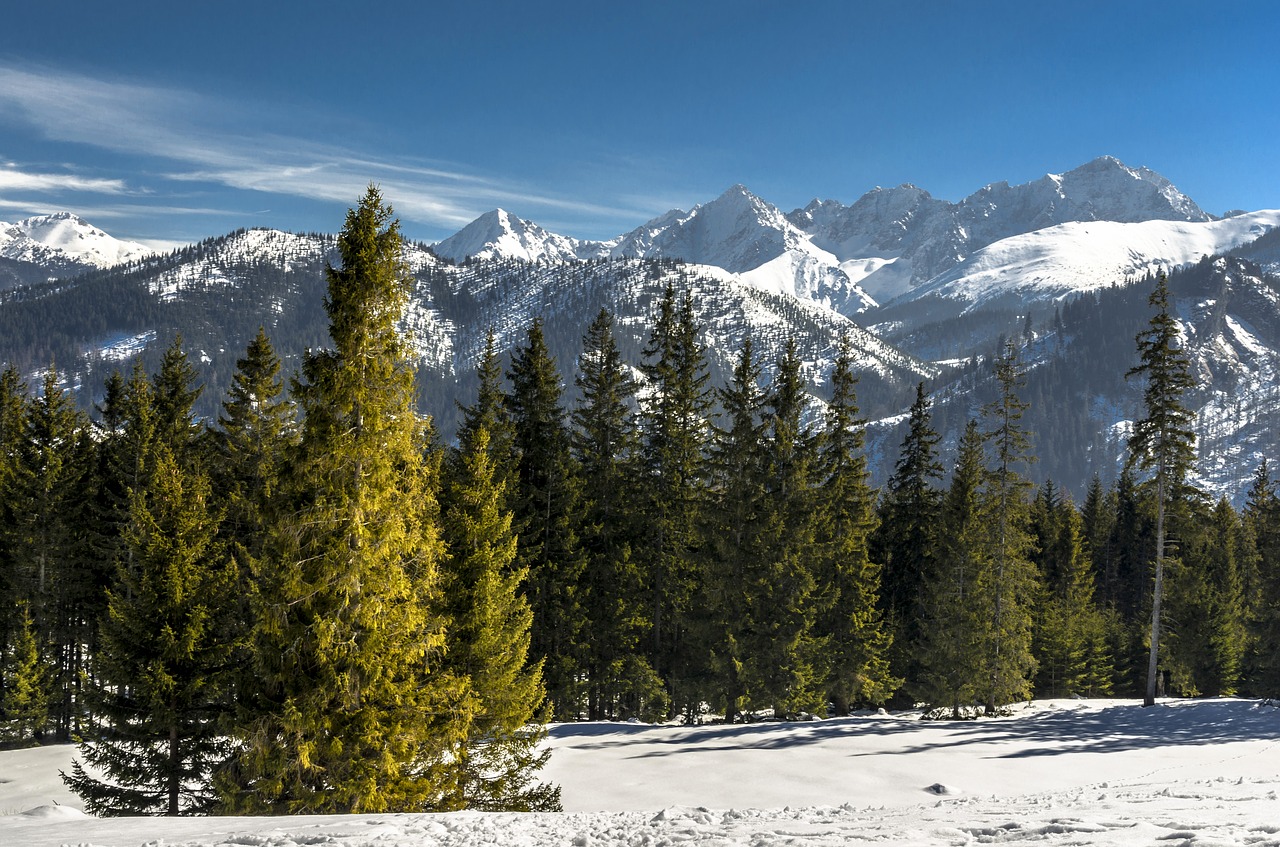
[
  {"xmin": 914, "ymin": 420, "xmax": 987, "ymax": 717},
  {"xmin": 6, "ymin": 369, "xmax": 102, "ymax": 740},
  {"xmin": 456, "ymin": 328, "xmax": 515, "ymax": 500},
  {"xmin": 1126, "ymin": 271, "xmax": 1197, "ymax": 706},
  {"xmin": 569, "ymin": 309, "xmax": 658, "ymax": 720},
  {"xmin": 872, "ymin": 382, "xmax": 943, "ymax": 694},
  {"xmin": 977, "ymin": 343, "xmax": 1038, "ymax": 713},
  {"xmin": 0, "ymin": 602, "xmax": 52, "ymax": 745},
  {"xmin": 1243, "ymin": 461, "xmax": 1280, "ymax": 694},
  {"xmin": 636, "ymin": 283, "xmax": 711, "ymax": 717},
  {"xmin": 1031, "ymin": 484, "xmax": 1112, "ymax": 698},
  {"xmin": 506, "ymin": 318, "xmax": 586, "ymax": 719},
  {"xmin": 813, "ymin": 335, "xmax": 895, "ymax": 713},
  {"xmin": 1171, "ymin": 497, "xmax": 1245, "ymax": 696},
  {"xmin": 701, "ymin": 334, "xmax": 766, "ymax": 721},
  {"xmin": 64, "ymin": 440, "xmax": 237, "ymax": 815},
  {"xmin": 748, "ymin": 339, "xmax": 824, "ymax": 717}
]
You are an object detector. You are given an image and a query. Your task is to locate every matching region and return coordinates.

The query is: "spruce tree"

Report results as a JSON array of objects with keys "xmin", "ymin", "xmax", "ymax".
[
  {"xmin": 977, "ymin": 343, "xmax": 1038, "ymax": 713},
  {"xmin": 749, "ymin": 339, "xmax": 824, "ymax": 717},
  {"xmin": 1172, "ymin": 497, "xmax": 1245, "ymax": 696},
  {"xmin": 636, "ymin": 283, "xmax": 711, "ymax": 716},
  {"xmin": 1031, "ymin": 484, "xmax": 1112, "ymax": 698},
  {"xmin": 1126, "ymin": 271, "xmax": 1197, "ymax": 706},
  {"xmin": 701, "ymin": 334, "xmax": 767, "ymax": 721},
  {"xmin": 214, "ymin": 327, "xmax": 295, "ymax": 554},
  {"xmin": 456, "ymin": 328, "xmax": 516, "ymax": 500},
  {"xmin": 0, "ymin": 367, "xmax": 26, "ymax": 659},
  {"xmin": 0, "ymin": 602, "xmax": 52, "ymax": 745},
  {"xmin": 872, "ymin": 382, "xmax": 943, "ymax": 693},
  {"xmin": 440, "ymin": 425, "xmax": 560, "ymax": 811},
  {"xmin": 64, "ymin": 440, "xmax": 236, "ymax": 815},
  {"xmin": 1243, "ymin": 461, "xmax": 1280, "ymax": 694},
  {"xmin": 506, "ymin": 318, "xmax": 586, "ymax": 719},
  {"xmin": 220, "ymin": 188, "xmax": 468, "ymax": 813},
  {"xmin": 10, "ymin": 368, "xmax": 96, "ymax": 739},
  {"xmin": 815, "ymin": 335, "xmax": 895, "ymax": 713},
  {"xmin": 914, "ymin": 420, "xmax": 987, "ymax": 717},
  {"xmin": 569, "ymin": 309, "xmax": 657, "ymax": 720}
]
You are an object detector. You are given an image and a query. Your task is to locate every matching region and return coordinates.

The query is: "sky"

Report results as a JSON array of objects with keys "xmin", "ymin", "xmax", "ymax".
[{"xmin": 1, "ymin": 1, "xmax": 1277, "ymax": 250}]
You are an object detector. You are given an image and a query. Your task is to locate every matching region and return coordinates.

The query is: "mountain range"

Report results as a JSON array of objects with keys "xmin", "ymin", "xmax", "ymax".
[{"xmin": 1, "ymin": 156, "xmax": 1277, "ymax": 502}]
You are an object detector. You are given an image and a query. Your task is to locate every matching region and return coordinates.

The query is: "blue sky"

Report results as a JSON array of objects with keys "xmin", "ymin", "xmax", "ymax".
[{"xmin": 1, "ymin": 1, "xmax": 1277, "ymax": 249}]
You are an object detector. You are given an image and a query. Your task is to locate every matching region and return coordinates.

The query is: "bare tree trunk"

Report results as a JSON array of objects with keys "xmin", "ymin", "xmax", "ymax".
[{"xmin": 1144, "ymin": 475, "xmax": 1166, "ymax": 708}]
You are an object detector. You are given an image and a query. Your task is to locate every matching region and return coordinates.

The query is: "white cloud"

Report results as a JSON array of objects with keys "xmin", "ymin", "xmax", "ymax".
[
  {"xmin": 0, "ymin": 65, "xmax": 658, "ymax": 235},
  {"xmin": 0, "ymin": 167, "xmax": 129, "ymax": 194}
]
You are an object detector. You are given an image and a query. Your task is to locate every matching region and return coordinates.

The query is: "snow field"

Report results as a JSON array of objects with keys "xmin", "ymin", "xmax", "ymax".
[{"xmin": 2, "ymin": 698, "xmax": 1278, "ymax": 846}]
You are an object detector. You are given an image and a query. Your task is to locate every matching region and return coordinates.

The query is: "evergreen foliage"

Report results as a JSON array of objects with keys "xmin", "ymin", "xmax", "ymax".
[
  {"xmin": 812, "ymin": 336, "xmax": 895, "ymax": 713},
  {"xmin": 701, "ymin": 334, "xmax": 767, "ymax": 720},
  {"xmin": 1243, "ymin": 461, "xmax": 1280, "ymax": 694},
  {"xmin": 506, "ymin": 318, "xmax": 587, "ymax": 719},
  {"xmin": 219, "ymin": 187, "xmax": 469, "ymax": 814},
  {"xmin": 0, "ymin": 602, "xmax": 51, "ymax": 745},
  {"xmin": 748, "ymin": 339, "xmax": 824, "ymax": 717},
  {"xmin": 873, "ymin": 382, "xmax": 944, "ymax": 695},
  {"xmin": 1030, "ymin": 483, "xmax": 1112, "ymax": 698},
  {"xmin": 977, "ymin": 343, "xmax": 1038, "ymax": 713},
  {"xmin": 569, "ymin": 310, "xmax": 659, "ymax": 720},
  {"xmin": 636, "ymin": 284, "xmax": 712, "ymax": 717},
  {"xmin": 1126, "ymin": 271, "xmax": 1197, "ymax": 706},
  {"xmin": 64, "ymin": 438, "xmax": 236, "ymax": 815},
  {"xmin": 441, "ymin": 425, "xmax": 560, "ymax": 811},
  {"xmin": 914, "ymin": 420, "xmax": 987, "ymax": 717}
]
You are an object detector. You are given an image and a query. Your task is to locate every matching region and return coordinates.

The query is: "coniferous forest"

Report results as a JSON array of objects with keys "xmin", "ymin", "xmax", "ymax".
[{"xmin": 2, "ymin": 190, "xmax": 1280, "ymax": 815}]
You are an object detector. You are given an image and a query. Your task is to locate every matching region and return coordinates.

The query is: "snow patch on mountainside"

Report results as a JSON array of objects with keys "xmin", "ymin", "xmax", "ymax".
[{"xmin": 907, "ymin": 210, "xmax": 1280, "ymax": 309}]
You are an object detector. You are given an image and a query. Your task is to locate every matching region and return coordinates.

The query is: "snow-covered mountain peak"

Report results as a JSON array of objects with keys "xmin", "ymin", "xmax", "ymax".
[
  {"xmin": 0, "ymin": 212, "xmax": 152, "ymax": 270},
  {"xmin": 610, "ymin": 184, "xmax": 808, "ymax": 272},
  {"xmin": 432, "ymin": 208, "xmax": 589, "ymax": 263}
]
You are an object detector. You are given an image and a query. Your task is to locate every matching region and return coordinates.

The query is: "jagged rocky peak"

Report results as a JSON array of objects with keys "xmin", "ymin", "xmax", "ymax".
[
  {"xmin": 789, "ymin": 184, "xmax": 944, "ymax": 257},
  {"xmin": 965, "ymin": 155, "xmax": 1210, "ymax": 226},
  {"xmin": 609, "ymin": 183, "xmax": 811, "ymax": 273},
  {"xmin": 432, "ymin": 208, "xmax": 587, "ymax": 263}
]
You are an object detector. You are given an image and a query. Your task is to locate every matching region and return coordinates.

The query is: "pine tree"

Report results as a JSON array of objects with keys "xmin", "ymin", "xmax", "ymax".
[
  {"xmin": 701, "ymin": 334, "xmax": 767, "ymax": 721},
  {"xmin": 506, "ymin": 318, "xmax": 586, "ymax": 719},
  {"xmin": 1243, "ymin": 461, "xmax": 1280, "ymax": 694},
  {"xmin": 1172, "ymin": 497, "xmax": 1245, "ymax": 696},
  {"xmin": 914, "ymin": 420, "xmax": 987, "ymax": 717},
  {"xmin": 456, "ymin": 328, "xmax": 516, "ymax": 500},
  {"xmin": 219, "ymin": 187, "xmax": 468, "ymax": 813},
  {"xmin": 636, "ymin": 283, "xmax": 711, "ymax": 717},
  {"xmin": 1126, "ymin": 271, "xmax": 1197, "ymax": 706},
  {"xmin": 214, "ymin": 327, "xmax": 295, "ymax": 554},
  {"xmin": 64, "ymin": 441, "xmax": 236, "ymax": 815},
  {"xmin": 748, "ymin": 339, "xmax": 824, "ymax": 717},
  {"xmin": 1031, "ymin": 484, "xmax": 1112, "ymax": 698},
  {"xmin": 440, "ymin": 425, "xmax": 560, "ymax": 811},
  {"xmin": 813, "ymin": 335, "xmax": 895, "ymax": 713},
  {"xmin": 872, "ymin": 382, "xmax": 943, "ymax": 694},
  {"xmin": 569, "ymin": 309, "xmax": 658, "ymax": 720},
  {"xmin": 977, "ymin": 343, "xmax": 1038, "ymax": 713},
  {"xmin": 0, "ymin": 602, "xmax": 52, "ymax": 745},
  {"xmin": 0, "ymin": 367, "xmax": 26, "ymax": 659}
]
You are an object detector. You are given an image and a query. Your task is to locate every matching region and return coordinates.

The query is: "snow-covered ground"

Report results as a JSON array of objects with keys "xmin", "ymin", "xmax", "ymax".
[{"xmin": 2, "ymin": 698, "xmax": 1278, "ymax": 846}]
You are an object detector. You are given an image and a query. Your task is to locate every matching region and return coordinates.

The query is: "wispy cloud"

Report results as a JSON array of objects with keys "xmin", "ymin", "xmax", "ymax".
[
  {"xmin": 0, "ymin": 64, "xmax": 655, "ymax": 235},
  {"xmin": 0, "ymin": 165, "xmax": 130, "ymax": 194}
]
